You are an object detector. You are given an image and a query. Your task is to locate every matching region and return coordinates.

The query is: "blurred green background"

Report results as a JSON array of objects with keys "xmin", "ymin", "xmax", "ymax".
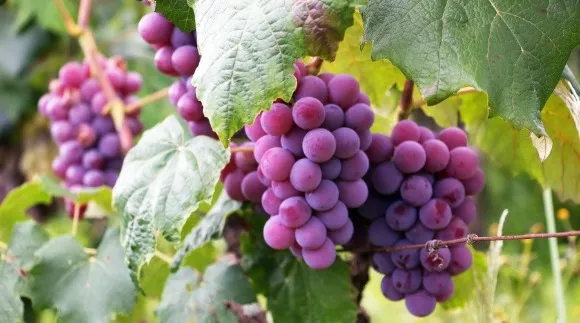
[{"xmin": 1, "ymin": 1, "xmax": 580, "ymax": 322}]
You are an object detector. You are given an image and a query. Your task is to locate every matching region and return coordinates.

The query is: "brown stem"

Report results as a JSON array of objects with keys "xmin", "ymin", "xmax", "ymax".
[
  {"xmin": 77, "ymin": 0, "xmax": 92, "ymax": 29},
  {"xmin": 230, "ymin": 146, "xmax": 255, "ymax": 154},
  {"xmin": 397, "ymin": 80, "xmax": 414, "ymax": 120},
  {"xmin": 126, "ymin": 87, "xmax": 170, "ymax": 114},
  {"xmin": 340, "ymin": 230, "xmax": 580, "ymax": 253},
  {"xmin": 306, "ymin": 57, "xmax": 324, "ymax": 75},
  {"xmin": 53, "ymin": 0, "xmax": 83, "ymax": 36},
  {"xmin": 71, "ymin": 203, "xmax": 81, "ymax": 236}
]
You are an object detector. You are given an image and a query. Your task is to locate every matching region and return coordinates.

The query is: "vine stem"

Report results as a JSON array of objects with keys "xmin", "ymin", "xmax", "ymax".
[
  {"xmin": 53, "ymin": 0, "xmax": 82, "ymax": 36},
  {"xmin": 154, "ymin": 250, "xmax": 173, "ymax": 264},
  {"xmin": 339, "ymin": 230, "xmax": 580, "ymax": 254},
  {"xmin": 230, "ymin": 146, "xmax": 255, "ymax": 153},
  {"xmin": 77, "ymin": 0, "xmax": 92, "ymax": 28},
  {"xmin": 71, "ymin": 203, "xmax": 81, "ymax": 236},
  {"xmin": 544, "ymin": 188, "xmax": 568, "ymax": 323},
  {"xmin": 397, "ymin": 80, "xmax": 414, "ymax": 120},
  {"xmin": 125, "ymin": 87, "xmax": 170, "ymax": 114},
  {"xmin": 306, "ymin": 57, "xmax": 324, "ymax": 75}
]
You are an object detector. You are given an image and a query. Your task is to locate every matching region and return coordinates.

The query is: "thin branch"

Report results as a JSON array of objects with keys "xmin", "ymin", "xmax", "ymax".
[
  {"xmin": 306, "ymin": 57, "xmax": 324, "ymax": 75},
  {"xmin": 52, "ymin": 0, "xmax": 83, "ymax": 36},
  {"xmin": 230, "ymin": 146, "xmax": 255, "ymax": 154},
  {"xmin": 77, "ymin": 0, "xmax": 92, "ymax": 29},
  {"xmin": 126, "ymin": 87, "xmax": 170, "ymax": 113},
  {"xmin": 154, "ymin": 250, "xmax": 173, "ymax": 264},
  {"xmin": 71, "ymin": 203, "xmax": 81, "ymax": 236},
  {"xmin": 397, "ymin": 80, "xmax": 414, "ymax": 120}
]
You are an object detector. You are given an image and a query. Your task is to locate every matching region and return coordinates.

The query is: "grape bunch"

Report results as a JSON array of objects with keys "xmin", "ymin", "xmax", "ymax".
[
  {"xmin": 138, "ymin": 12, "xmax": 217, "ymax": 139},
  {"xmin": 220, "ymin": 141, "xmax": 266, "ymax": 203},
  {"xmin": 38, "ymin": 56, "xmax": 143, "ymax": 218},
  {"xmin": 243, "ymin": 63, "xmax": 373, "ymax": 270},
  {"xmin": 358, "ymin": 120, "xmax": 485, "ymax": 317}
]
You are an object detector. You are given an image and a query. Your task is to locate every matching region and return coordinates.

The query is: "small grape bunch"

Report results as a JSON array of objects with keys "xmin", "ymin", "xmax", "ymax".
[
  {"xmin": 359, "ymin": 120, "xmax": 484, "ymax": 317},
  {"xmin": 138, "ymin": 11, "xmax": 216, "ymax": 139},
  {"xmin": 245, "ymin": 62, "xmax": 374, "ymax": 270},
  {"xmin": 38, "ymin": 56, "xmax": 143, "ymax": 218},
  {"xmin": 220, "ymin": 141, "xmax": 266, "ymax": 204}
]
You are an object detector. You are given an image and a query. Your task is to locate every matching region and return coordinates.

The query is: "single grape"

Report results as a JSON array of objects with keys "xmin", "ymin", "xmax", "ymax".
[
  {"xmin": 365, "ymin": 134, "xmax": 394, "ymax": 163},
  {"xmin": 224, "ymin": 170, "xmax": 245, "ymax": 201},
  {"xmin": 52, "ymin": 157, "xmax": 69, "ymax": 178},
  {"xmin": 435, "ymin": 217, "xmax": 468, "ymax": 241},
  {"xmin": 400, "ymin": 175, "xmax": 433, "ymax": 207},
  {"xmin": 50, "ymin": 121, "xmax": 75, "ymax": 143},
  {"xmin": 393, "ymin": 141, "xmax": 426, "ymax": 173},
  {"xmin": 302, "ymin": 128, "xmax": 336, "ymax": 163},
  {"xmin": 68, "ymin": 103, "xmax": 92, "ymax": 126},
  {"xmin": 98, "ymin": 133, "xmax": 121, "ymax": 158},
  {"xmin": 316, "ymin": 201, "xmax": 349, "ymax": 230},
  {"xmin": 292, "ymin": 97, "xmax": 325, "ymax": 130},
  {"xmin": 106, "ymin": 68, "xmax": 126, "ymax": 91},
  {"xmin": 422, "ymin": 271, "xmax": 453, "ymax": 296},
  {"xmin": 445, "ymin": 147, "xmax": 479, "ymax": 179},
  {"xmin": 320, "ymin": 158, "xmax": 342, "ymax": 180},
  {"xmin": 107, "ymin": 158, "xmax": 123, "ymax": 170},
  {"xmin": 245, "ymin": 114, "xmax": 267, "ymax": 141},
  {"xmin": 433, "ymin": 178, "xmax": 465, "ymax": 208},
  {"xmin": 59, "ymin": 62, "xmax": 85, "ymax": 88},
  {"xmin": 405, "ymin": 290, "xmax": 436, "ymax": 317},
  {"xmin": 234, "ymin": 143, "xmax": 258, "ymax": 172},
  {"xmin": 438, "ymin": 127, "xmax": 467, "ymax": 150},
  {"xmin": 327, "ymin": 74, "xmax": 360, "ymax": 108},
  {"xmin": 302, "ymin": 238, "xmax": 336, "ymax": 270},
  {"xmin": 189, "ymin": 119, "xmax": 217, "ymax": 138},
  {"xmin": 418, "ymin": 126, "xmax": 435, "ymax": 143},
  {"xmin": 271, "ymin": 180, "xmax": 301, "ymax": 199},
  {"xmin": 290, "ymin": 243, "xmax": 303, "ymax": 259},
  {"xmin": 154, "ymin": 47, "xmax": 178, "ymax": 76},
  {"xmin": 453, "ymin": 197, "xmax": 476, "ymax": 225},
  {"xmin": 373, "ymin": 252, "xmax": 396, "ymax": 275},
  {"xmin": 392, "ymin": 120, "xmax": 420, "ymax": 146},
  {"xmin": 259, "ymin": 147, "xmax": 295, "ymax": 181},
  {"xmin": 65, "ymin": 165, "xmax": 85, "ymax": 185},
  {"xmin": 422, "ymin": 139, "xmax": 450, "ymax": 173},
  {"xmin": 447, "ymin": 245, "xmax": 473, "ymax": 275},
  {"xmin": 368, "ymin": 218, "xmax": 402, "ymax": 247},
  {"xmin": 339, "ymin": 151, "xmax": 369, "ymax": 181},
  {"xmin": 358, "ymin": 129, "xmax": 373, "ymax": 151},
  {"xmin": 77, "ymin": 123, "xmax": 97, "ymax": 148},
  {"xmin": 371, "ymin": 162, "xmax": 404, "ymax": 195},
  {"xmin": 328, "ymin": 219, "xmax": 354, "ymax": 245},
  {"xmin": 290, "ymin": 158, "xmax": 322, "ymax": 192},
  {"xmin": 420, "ymin": 248, "xmax": 451, "ymax": 272},
  {"xmin": 279, "ymin": 196, "xmax": 312, "ymax": 228},
  {"xmin": 256, "ymin": 166, "xmax": 271, "ymax": 186},
  {"xmin": 171, "ymin": 28, "xmax": 196, "ymax": 47},
  {"xmin": 46, "ymin": 97, "xmax": 68, "ymax": 120},
  {"xmin": 381, "ymin": 276, "xmax": 404, "ymax": 301},
  {"xmin": 294, "ymin": 76, "xmax": 328, "ymax": 103},
  {"xmin": 177, "ymin": 92, "xmax": 204, "ymax": 122},
  {"xmin": 92, "ymin": 116, "xmax": 115, "ymax": 136},
  {"xmin": 305, "ymin": 179, "xmax": 339, "ymax": 211},
  {"xmin": 419, "ymin": 198, "xmax": 452, "ymax": 230},
  {"xmin": 253, "ymin": 135, "xmax": 281, "ymax": 162},
  {"xmin": 318, "ymin": 72, "xmax": 334, "ymax": 85},
  {"xmin": 261, "ymin": 103, "xmax": 293, "ymax": 136},
  {"xmin": 125, "ymin": 117, "xmax": 144, "ymax": 136},
  {"xmin": 321, "ymin": 104, "xmax": 345, "ymax": 131},
  {"xmin": 241, "ymin": 171, "xmax": 267, "ymax": 203},
  {"xmin": 295, "ymin": 216, "xmax": 327, "ymax": 249},
  {"xmin": 171, "ymin": 45, "xmax": 200, "ymax": 75},
  {"xmin": 344, "ymin": 103, "xmax": 374, "ymax": 132},
  {"xmin": 332, "ymin": 127, "xmax": 360, "ymax": 159},
  {"xmin": 462, "ymin": 168, "xmax": 485, "ymax": 196},
  {"xmin": 83, "ymin": 169, "xmax": 105, "ymax": 187},
  {"xmin": 391, "ymin": 240, "xmax": 420, "ymax": 269},
  {"xmin": 168, "ymin": 80, "xmax": 187, "ymax": 105},
  {"xmin": 124, "ymin": 72, "xmax": 143, "ymax": 95},
  {"xmin": 138, "ymin": 12, "xmax": 174, "ymax": 45},
  {"xmin": 82, "ymin": 149, "xmax": 104, "ymax": 169},
  {"xmin": 60, "ymin": 141, "xmax": 84, "ymax": 164},
  {"xmin": 263, "ymin": 216, "xmax": 295, "ymax": 250},
  {"xmin": 358, "ymin": 92, "xmax": 371, "ymax": 105},
  {"xmin": 405, "ymin": 222, "xmax": 435, "ymax": 244},
  {"xmin": 392, "ymin": 268, "xmax": 422, "ymax": 293},
  {"xmin": 435, "ymin": 281, "xmax": 455, "ymax": 302},
  {"xmin": 385, "ymin": 201, "xmax": 418, "ymax": 231},
  {"xmin": 281, "ymin": 126, "xmax": 307, "ymax": 157},
  {"xmin": 337, "ymin": 179, "xmax": 368, "ymax": 208}
]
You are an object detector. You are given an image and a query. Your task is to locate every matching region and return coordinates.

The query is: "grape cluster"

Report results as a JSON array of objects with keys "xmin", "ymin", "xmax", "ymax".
[
  {"xmin": 138, "ymin": 12, "xmax": 217, "ymax": 139},
  {"xmin": 244, "ymin": 63, "xmax": 373, "ymax": 270},
  {"xmin": 358, "ymin": 120, "xmax": 484, "ymax": 317},
  {"xmin": 220, "ymin": 141, "xmax": 264, "ymax": 203},
  {"xmin": 38, "ymin": 56, "xmax": 143, "ymax": 218}
]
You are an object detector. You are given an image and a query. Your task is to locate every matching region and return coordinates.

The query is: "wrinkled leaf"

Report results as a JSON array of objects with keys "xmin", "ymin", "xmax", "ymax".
[{"xmin": 155, "ymin": 0, "xmax": 196, "ymax": 32}]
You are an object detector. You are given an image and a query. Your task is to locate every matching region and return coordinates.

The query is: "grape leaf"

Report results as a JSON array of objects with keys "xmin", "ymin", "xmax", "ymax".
[
  {"xmin": 170, "ymin": 191, "xmax": 242, "ymax": 271},
  {"xmin": 11, "ymin": 0, "xmax": 78, "ymax": 35},
  {"xmin": 0, "ymin": 222, "xmax": 49, "ymax": 323},
  {"xmin": 361, "ymin": 0, "xmax": 580, "ymax": 136},
  {"xmin": 113, "ymin": 115, "xmax": 229, "ymax": 285},
  {"xmin": 38, "ymin": 176, "xmax": 114, "ymax": 213},
  {"xmin": 27, "ymin": 228, "xmax": 136, "ymax": 323},
  {"xmin": 155, "ymin": 262, "xmax": 257, "ymax": 323},
  {"xmin": 193, "ymin": 0, "xmax": 362, "ymax": 143},
  {"xmin": 155, "ymin": 0, "xmax": 196, "ymax": 32}
]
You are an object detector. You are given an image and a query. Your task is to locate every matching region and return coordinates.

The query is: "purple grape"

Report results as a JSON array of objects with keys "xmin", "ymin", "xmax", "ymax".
[
  {"xmin": 234, "ymin": 143, "xmax": 258, "ymax": 172},
  {"xmin": 224, "ymin": 170, "xmax": 245, "ymax": 201},
  {"xmin": 52, "ymin": 157, "xmax": 69, "ymax": 178},
  {"xmin": 292, "ymin": 97, "xmax": 325, "ymax": 130},
  {"xmin": 290, "ymin": 158, "xmax": 322, "ymax": 192},
  {"xmin": 393, "ymin": 141, "xmax": 426, "ymax": 173},
  {"xmin": 295, "ymin": 217, "xmax": 327, "ymax": 249},
  {"xmin": 435, "ymin": 217, "xmax": 468, "ymax": 241},
  {"xmin": 80, "ymin": 79, "xmax": 101, "ymax": 102},
  {"xmin": 38, "ymin": 94, "xmax": 52, "ymax": 115},
  {"xmin": 337, "ymin": 179, "xmax": 368, "ymax": 208},
  {"xmin": 290, "ymin": 243, "xmax": 303, "ymax": 259},
  {"xmin": 419, "ymin": 199, "xmax": 452, "ymax": 230},
  {"xmin": 83, "ymin": 169, "xmax": 105, "ymax": 187},
  {"xmin": 59, "ymin": 62, "xmax": 85, "ymax": 88},
  {"xmin": 98, "ymin": 133, "xmax": 121, "ymax": 158},
  {"xmin": 91, "ymin": 92, "xmax": 107, "ymax": 115},
  {"xmin": 305, "ymin": 179, "xmax": 339, "ymax": 211},
  {"xmin": 106, "ymin": 68, "xmax": 126, "ymax": 91},
  {"xmin": 344, "ymin": 103, "xmax": 374, "ymax": 132},
  {"xmin": 365, "ymin": 134, "xmax": 394, "ymax": 163},
  {"xmin": 392, "ymin": 120, "xmax": 420, "ymax": 146},
  {"xmin": 328, "ymin": 219, "xmax": 354, "ymax": 245},
  {"xmin": 281, "ymin": 126, "xmax": 307, "ymax": 157},
  {"xmin": 420, "ymin": 247, "xmax": 451, "ymax": 272},
  {"xmin": 294, "ymin": 76, "xmax": 328, "ymax": 103},
  {"xmin": 256, "ymin": 167, "xmax": 271, "ymax": 187},
  {"xmin": 433, "ymin": 178, "xmax": 465, "ymax": 208},
  {"xmin": 69, "ymin": 103, "xmax": 92, "ymax": 126},
  {"xmin": 253, "ymin": 135, "xmax": 281, "ymax": 162},
  {"xmin": 50, "ymin": 121, "xmax": 75, "ymax": 143},
  {"xmin": 358, "ymin": 129, "xmax": 372, "ymax": 151},
  {"xmin": 262, "ymin": 188, "xmax": 282, "ymax": 216},
  {"xmin": 92, "ymin": 116, "xmax": 115, "ymax": 136},
  {"xmin": 302, "ymin": 238, "xmax": 336, "ymax": 270},
  {"xmin": 447, "ymin": 245, "xmax": 473, "ymax": 275},
  {"xmin": 445, "ymin": 147, "xmax": 479, "ymax": 179},
  {"xmin": 320, "ymin": 158, "xmax": 341, "ymax": 180},
  {"xmin": 316, "ymin": 201, "xmax": 348, "ymax": 230},
  {"xmin": 321, "ymin": 104, "xmax": 345, "ymax": 131},
  {"xmin": 371, "ymin": 162, "xmax": 403, "ymax": 194},
  {"xmin": 245, "ymin": 113, "xmax": 267, "ymax": 142},
  {"xmin": 318, "ymin": 72, "xmax": 334, "ymax": 85},
  {"xmin": 400, "ymin": 175, "xmax": 433, "ymax": 207},
  {"xmin": 261, "ymin": 103, "xmax": 293, "ymax": 136},
  {"xmin": 271, "ymin": 180, "xmax": 300, "ymax": 199},
  {"xmin": 263, "ymin": 215, "xmax": 295, "ymax": 250},
  {"xmin": 189, "ymin": 119, "xmax": 217, "ymax": 138},
  {"xmin": 391, "ymin": 240, "xmax": 420, "ymax": 269},
  {"xmin": 422, "ymin": 139, "xmax": 450, "ymax": 173},
  {"xmin": 368, "ymin": 218, "xmax": 401, "ymax": 247},
  {"xmin": 125, "ymin": 117, "xmax": 144, "ymax": 136},
  {"xmin": 405, "ymin": 290, "xmax": 436, "ymax": 317},
  {"xmin": 373, "ymin": 252, "xmax": 396, "ymax": 275},
  {"xmin": 138, "ymin": 12, "xmax": 174, "ymax": 45},
  {"xmin": 436, "ymin": 283, "xmax": 455, "ymax": 302},
  {"xmin": 171, "ymin": 28, "xmax": 196, "ymax": 47},
  {"xmin": 418, "ymin": 126, "xmax": 435, "ymax": 143},
  {"xmin": 381, "ymin": 276, "xmax": 404, "ymax": 301},
  {"xmin": 385, "ymin": 201, "xmax": 417, "ymax": 231},
  {"xmin": 107, "ymin": 158, "xmax": 123, "ymax": 170},
  {"xmin": 77, "ymin": 123, "xmax": 97, "ymax": 147},
  {"xmin": 46, "ymin": 97, "xmax": 68, "ymax": 120},
  {"xmin": 438, "ymin": 127, "xmax": 467, "ymax": 150},
  {"xmin": 60, "ymin": 141, "xmax": 84, "ymax": 164},
  {"xmin": 177, "ymin": 92, "xmax": 204, "ymax": 122},
  {"xmin": 279, "ymin": 196, "xmax": 312, "ymax": 228},
  {"xmin": 65, "ymin": 165, "xmax": 85, "ymax": 185},
  {"xmin": 453, "ymin": 197, "xmax": 476, "ymax": 225},
  {"xmin": 241, "ymin": 171, "xmax": 267, "ymax": 203},
  {"xmin": 392, "ymin": 268, "xmax": 422, "ymax": 293},
  {"xmin": 82, "ymin": 149, "xmax": 104, "ymax": 169},
  {"xmin": 327, "ymin": 74, "xmax": 360, "ymax": 108},
  {"xmin": 462, "ymin": 168, "xmax": 485, "ymax": 196},
  {"xmin": 155, "ymin": 47, "xmax": 178, "ymax": 76},
  {"xmin": 423, "ymin": 271, "xmax": 453, "ymax": 296},
  {"xmin": 358, "ymin": 92, "xmax": 371, "ymax": 105},
  {"xmin": 260, "ymin": 147, "xmax": 295, "ymax": 181},
  {"xmin": 405, "ymin": 222, "xmax": 435, "ymax": 244},
  {"xmin": 339, "ymin": 151, "xmax": 369, "ymax": 181},
  {"xmin": 171, "ymin": 45, "xmax": 200, "ymax": 75},
  {"xmin": 124, "ymin": 72, "xmax": 143, "ymax": 94},
  {"xmin": 168, "ymin": 81, "xmax": 187, "ymax": 105},
  {"xmin": 302, "ymin": 128, "xmax": 336, "ymax": 163},
  {"xmin": 332, "ymin": 127, "xmax": 360, "ymax": 159}
]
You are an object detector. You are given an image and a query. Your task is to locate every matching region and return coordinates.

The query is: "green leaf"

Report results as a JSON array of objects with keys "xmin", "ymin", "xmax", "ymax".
[
  {"xmin": 113, "ymin": 115, "xmax": 229, "ymax": 285},
  {"xmin": 155, "ymin": 262, "xmax": 257, "ymax": 323},
  {"xmin": 12, "ymin": 0, "xmax": 78, "ymax": 35},
  {"xmin": 0, "ymin": 222, "xmax": 49, "ymax": 323},
  {"xmin": 170, "ymin": 191, "xmax": 242, "ymax": 271},
  {"xmin": 155, "ymin": 0, "xmax": 196, "ymax": 32},
  {"xmin": 361, "ymin": 0, "xmax": 580, "ymax": 136},
  {"xmin": 28, "ymin": 228, "xmax": 137, "ymax": 323},
  {"xmin": 441, "ymin": 247, "xmax": 487, "ymax": 310},
  {"xmin": 193, "ymin": 0, "xmax": 361, "ymax": 143},
  {"xmin": 38, "ymin": 176, "xmax": 114, "ymax": 213}
]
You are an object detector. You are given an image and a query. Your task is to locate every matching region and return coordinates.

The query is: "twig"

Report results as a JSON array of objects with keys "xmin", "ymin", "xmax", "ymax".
[
  {"xmin": 306, "ymin": 57, "xmax": 324, "ymax": 75},
  {"xmin": 154, "ymin": 250, "xmax": 173, "ymax": 264},
  {"xmin": 230, "ymin": 146, "xmax": 255, "ymax": 154},
  {"xmin": 126, "ymin": 87, "xmax": 170, "ymax": 113},
  {"xmin": 52, "ymin": 0, "xmax": 83, "ymax": 36},
  {"xmin": 77, "ymin": 0, "xmax": 92, "ymax": 29},
  {"xmin": 397, "ymin": 80, "xmax": 414, "ymax": 120},
  {"xmin": 71, "ymin": 203, "xmax": 81, "ymax": 236}
]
